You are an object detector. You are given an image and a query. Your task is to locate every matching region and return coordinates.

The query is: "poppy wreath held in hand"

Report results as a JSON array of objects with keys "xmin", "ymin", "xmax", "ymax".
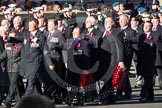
[{"xmin": 112, "ymin": 66, "xmax": 127, "ymax": 90}]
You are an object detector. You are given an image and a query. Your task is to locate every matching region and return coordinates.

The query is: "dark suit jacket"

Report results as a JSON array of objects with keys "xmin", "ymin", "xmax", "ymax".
[
  {"xmin": 96, "ymin": 27, "xmax": 124, "ymax": 81},
  {"xmin": 83, "ymin": 28, "xmax": 102, "ymax": 48},
  {"xmin": 10, "ymin": 27, "xmax": 28, "ymax": 38},
  {"xmin": 9, "ymin": 30, "xmax": 46, "ymax": 79},
  {"xmin": 117, "ymin": 26, "xmax": 136, "ymax": 70},
  {"xmin": 83, "ymin": 28, "xmax": 103, "ymax": 71},
  {"xmin": 137, "ymin": 31, "xmax": 162, "ymax": 77},
  {"xmin": 131, "ymin": 27, "xmax": 143, "ymax": 61},
  {"xmin": 44, "ymin": 30, "xmax": 66, "ymax": 65},
  {"xmin": 154, "ymin": 25, "xmax": 162, "ymax": 67},
  {"xmin": 95, "ymin": 23, "xmax": 105, "ymax": 35},
  {"xmin": 63, "ymin": 37, "xmax": 93, "ymax": 86},
  {"xmin": 0, "ymin": 36, "xmax": 9, "ymax": 87},
  {"xmin": 60, "ymin": 27, "xmax": 73, "ymax": 40},
  {"xmin": 0, "ymin": 37, "xmax": 5, "ymax": 67}
]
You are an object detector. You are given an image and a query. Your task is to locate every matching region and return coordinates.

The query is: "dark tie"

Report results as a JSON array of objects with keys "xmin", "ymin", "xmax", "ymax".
[{"xmin": 144, "ymin": 33, "xmax": 147, "ymax": 42}]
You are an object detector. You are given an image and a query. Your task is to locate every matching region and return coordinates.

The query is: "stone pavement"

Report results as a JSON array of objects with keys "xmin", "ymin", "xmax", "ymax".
[{"xmin": 1, "ymin": 75, "xmax": 162, "ymax": 108}]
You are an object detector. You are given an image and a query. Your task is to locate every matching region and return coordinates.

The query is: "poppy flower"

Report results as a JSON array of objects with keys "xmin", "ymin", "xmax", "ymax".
[
  {"xmin": 76, "ymin": 42, "xmax": 81, "ymax": 48},
  {"xmin": 62, "ymin": 28, "xmax": 66, "ymax": 33},
  {"xmin": 13, "ymin": 45, "xmax": 19, "ymax": 51},
  {"xmin": 148, "ymin": 35, "xmax": 153, "ymax": 40},
  {"xmin": 30, "ymin": 34, "xmax": 34, "ymax": 40},
  {"xmin": 107, "ymin": 31, "xmax": 112, "ymax": 35},
  {"xmin": 88, "ymin": 33, "xmax": 93, "ymax": 38},
  {"xmin": 19, "ymin": 27, "xmax": 24, "ymax": 32}
]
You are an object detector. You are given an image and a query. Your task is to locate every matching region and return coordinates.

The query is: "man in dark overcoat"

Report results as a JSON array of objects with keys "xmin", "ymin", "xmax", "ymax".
[
  {"xmin": 0, "ymin": 26, "xmax": 8, "ymax": 105},
  {"xmin": 5, "ymin": 18, "xmax": 47, "ymax": 96},
  {"xmin": 151, "ymin": 16, "xmax": 162, "ymax": 89},
  {"xmin": 43, "ymin": 19, "xmax": 66, "ymax": 103},
  {"xmin": 137, "ymin": 21, "xmax": 162, "ymax": 102},
  {"xmin": 116, "ymin": 14, "xmax": 136, "ymax": 100},
  {"xmin": 64, "ymin": 27, "xmax": 93, "ymax": 105},
  {"xmin": 98, "ymin": 17, "xmax": 124, "ymax": 104}
]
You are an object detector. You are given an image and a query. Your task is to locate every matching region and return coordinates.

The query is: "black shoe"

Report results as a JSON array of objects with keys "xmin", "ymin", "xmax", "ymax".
[
  {"xmin": 100, "ymin": 98, "xmax": 116, "ymax": 105},
  {"xmin": 124, "ymin": 94, "xmax": 131, "ymax": 100},
  {"xmin": 116, "ymin": 95, "xmax": 123, "ymax": 101},
  {"xmin": 55, "ymin": 99, "xmax": 62, "ymax": 104},
  {"xmin": 147, "ymin": 96, "xmax": 154, "ymax": 102},
  {"xmin": 5, "ymin": 102, "xmax": 11, "ymax": 108},
  {"xmin": 139, "ymin": 97, "xmax": 147, "ymax": 103}
]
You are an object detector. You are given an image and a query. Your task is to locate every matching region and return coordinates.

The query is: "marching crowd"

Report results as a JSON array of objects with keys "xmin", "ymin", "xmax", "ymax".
[{"xmin": 0, "ymin": 0, "xmax": 162, "ymax": 107}]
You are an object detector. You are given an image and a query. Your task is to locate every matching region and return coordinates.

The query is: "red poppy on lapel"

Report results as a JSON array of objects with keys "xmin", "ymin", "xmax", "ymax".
[
  {"xmin": 62, "ymin": 28, "xmax": 66, "ymax": 33},
  {"xmin": 19, "ymin": 27, "xmax": 24, "ymax": 32},
  {"xmin": 76, "ymin": 42, "xmax": 81, "ymax": 48},
  {"xmin": 30, "ymin": 34, "xmax": 34, "ymax": 40},
  {"xmin": 13, "ymin": 45, "xmax": 19, "ymax": 51},
  {"xmin": 107, "ymin": 31, "xmax": 112, "ymax": 35},
  {"xmin": 148, "ymin": 35, "xmax": 153, "ymax": 40},
  {"xmin": 88, "ymin": 33, "xmax": 93, "ymax": 38}
]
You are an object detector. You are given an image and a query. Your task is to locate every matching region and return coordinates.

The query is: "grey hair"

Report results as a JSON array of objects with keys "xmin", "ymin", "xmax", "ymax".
[
  {"xmin": 13, "ymin": 16, "xmax": 23, "ymax": 25},
  {"xmin": 86, "ymin": 16, "xmax": 96, "ymax": 26}
]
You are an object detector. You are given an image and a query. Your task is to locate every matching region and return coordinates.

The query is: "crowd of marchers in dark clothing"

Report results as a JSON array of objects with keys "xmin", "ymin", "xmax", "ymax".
[{"xmin": 1, "ymin": 0, "xmax": 162, "ymax": 107}]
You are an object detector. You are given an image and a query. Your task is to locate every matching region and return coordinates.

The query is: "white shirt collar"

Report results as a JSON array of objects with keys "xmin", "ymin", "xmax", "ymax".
[
  {"xmin": 132, "ymin": 26, "xmax": 138, "ymax": 30},
  {"xmin": 121, "ymin": 25, "xmax": 128, "ymax": 30},
  {"xmin": 88, "ymin": 28, "xmax": 94, "ymax": 33},
  {"xmin": 106, "ymin": 28, "xmax": 111, "ymax": 31},
  {"xmin": 58, "ymin": 26, "xmax": 64, "ymax": 31},
  {"xmin": 31, "ymin": 30, "xmax": 37, "ymax": 36},
  {"xmin": 39, "ymin": 27, "xmax": 46, "ymax": 32},
  {"xmin": 145, "ymin": 32, "xmax": 151, "ymax": 37},
  {"xmin": 102, "ymin": 28, "xmax": 112, "ymax": 38}
]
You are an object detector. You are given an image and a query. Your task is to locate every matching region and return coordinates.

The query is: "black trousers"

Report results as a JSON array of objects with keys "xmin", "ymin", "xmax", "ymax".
[
  {"xmin": 116, "ymin": 70, "xmax": 132, "ymax": 96},
  {"xmin": 99, "ymin": 78, "xmax": 115, "ymax": 102},
  {"xmin": 140, "ymin": 75, "xmax": 154, "ymax": 98},
  {"xmin": 25, "ymin": 77, "xmax": 37, "ymax": 96},
  {"xmin": 17, "ymin": 75, "xmax": 25, "ymax": 96},
  {"xmin": 6, "ymin": 72, "xmax": 20, "ymax": 103},
  {"xmin": 43, "ymin": 58, "xmax": 67, "ymax": 100},
  {"xmin": 116, "ymin": 53, "xmax": 133, "ymax": 96}
]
